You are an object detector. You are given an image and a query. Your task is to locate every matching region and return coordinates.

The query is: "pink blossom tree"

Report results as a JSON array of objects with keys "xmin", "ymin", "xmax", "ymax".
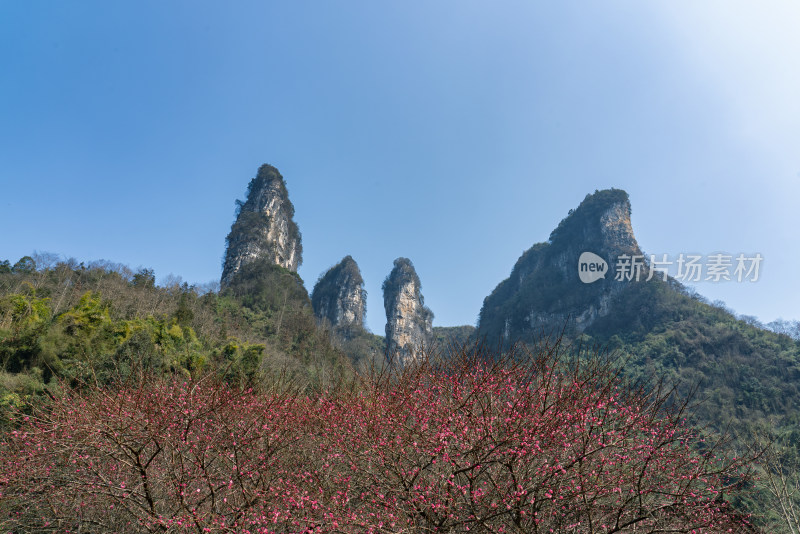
[{"xmin": 1, "ymin": 343, "xmax": 755, "ymax": 533}]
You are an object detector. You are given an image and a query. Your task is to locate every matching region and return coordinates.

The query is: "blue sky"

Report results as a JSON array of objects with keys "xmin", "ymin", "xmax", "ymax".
[{"xmin": 2, "ymin": 1, "xmax": 799, "ymax": 333}]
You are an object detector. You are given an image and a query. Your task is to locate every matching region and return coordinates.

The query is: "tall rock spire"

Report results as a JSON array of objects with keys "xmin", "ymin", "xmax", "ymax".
[
  {"xmin": 311, "ymin": 255, "xmax": 366, "ymax": 331},
  {"xmin": 221, "ymin": 164, "xmax": 302, "ymax": 286},
  {"xmin": 383, "ymin": 257, "xmax": 434, "ymax": 366}
]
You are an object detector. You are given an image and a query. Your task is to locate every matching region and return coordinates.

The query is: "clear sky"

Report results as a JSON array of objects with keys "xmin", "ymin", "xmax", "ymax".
[{"xmin": 2, "ymin": 1, "xmax": 799, "ymax": 333}]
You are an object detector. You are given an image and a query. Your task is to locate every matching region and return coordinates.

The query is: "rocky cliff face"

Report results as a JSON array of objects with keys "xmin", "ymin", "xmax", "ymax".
[
  {"xmin": 383, "ymin": 258, "xmax": 434, "ymax": 366},
  {"xmin": 221, "ymin": 164, "xmax": 302, "ymax": 286},
  {"xmin": 311, "ymin": 256, "xmax": 366, "ymax": 331},
  {"xmin": 478, "ymin": 189, "xmax": 645, "ymax": 342}
]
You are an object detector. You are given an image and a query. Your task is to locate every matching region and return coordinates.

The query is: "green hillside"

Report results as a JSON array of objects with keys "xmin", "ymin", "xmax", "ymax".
[
  {"xmin": 0, "ymin": 255, "xmax": 352, "ymax": 424},
  {"xmin": 475, "ymin": 189, "xmax": 800, "ymax": 530}
]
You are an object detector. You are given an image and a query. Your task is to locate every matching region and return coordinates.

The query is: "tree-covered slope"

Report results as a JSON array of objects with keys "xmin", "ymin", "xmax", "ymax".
[
  {"xmin": 0, "ymin": 255, "xmax": 352, "ymax": 422},
  {"xmin": 477, "ymin": 189, "xmax": 800, "ymax": 436}
]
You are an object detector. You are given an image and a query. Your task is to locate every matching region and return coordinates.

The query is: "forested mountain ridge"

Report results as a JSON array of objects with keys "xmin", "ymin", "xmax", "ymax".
[
  {"xmin": 476, "ymin": 188, "xmax": 800, "ymax": 434},
  {"xmin": 476, "ymin": 188, "xmax": 800, "ymax": 528}
]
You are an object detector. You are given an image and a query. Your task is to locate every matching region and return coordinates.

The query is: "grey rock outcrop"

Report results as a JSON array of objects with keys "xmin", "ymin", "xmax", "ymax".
[
  {"xmin": 383, "ymin": 258, "xmax": 434, "ymax": 366},
  {"xmin": 477, "ymin": 188, "xmax": 645, "ymax": 342},
  {"xmin": 221, "ymin": 164, "xmax": 302, "ymax": 286},
  {"xmin": 311, "ymin": 256, "xmax": 366, "ymax": 331}
]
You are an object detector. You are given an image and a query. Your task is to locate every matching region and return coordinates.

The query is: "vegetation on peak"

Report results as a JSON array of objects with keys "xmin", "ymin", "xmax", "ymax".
[
  {"xmin": 384, "ymin": 257, "xmax": 418, "ymax": 283},
  {"xmin": 338, "ymin": 255, "xmax": 362, "ymax": 281},
  {"xmin": 313, "ymin": 255, "xmax": 364, "ymax": 292},
  {"xmin": 246, "ymin": 163, "xmax": 295, "ymax": 219},
  {"xmin": 383, "ymin": 258, "xmax": 419, "ymax": 304},
  {"xmin": 548, "ymin": 188, "xmax": 631, "ymax": 244}
]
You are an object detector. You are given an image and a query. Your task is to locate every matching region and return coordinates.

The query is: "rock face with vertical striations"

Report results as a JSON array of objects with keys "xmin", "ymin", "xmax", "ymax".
[
  {"xmin": 383, "ymin": 257, "xmax": 434, "ymax": 366},
  {"xmin": 311, "ymin": 255, "xmax": 366, "ymax": 332},
  {"xmin": 477, "ymin": 188, "xmax": 644, "ymax": 343},
  {"xmin": 221, "ymin": 164, "xmax": 302, "ymax": 287}
]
